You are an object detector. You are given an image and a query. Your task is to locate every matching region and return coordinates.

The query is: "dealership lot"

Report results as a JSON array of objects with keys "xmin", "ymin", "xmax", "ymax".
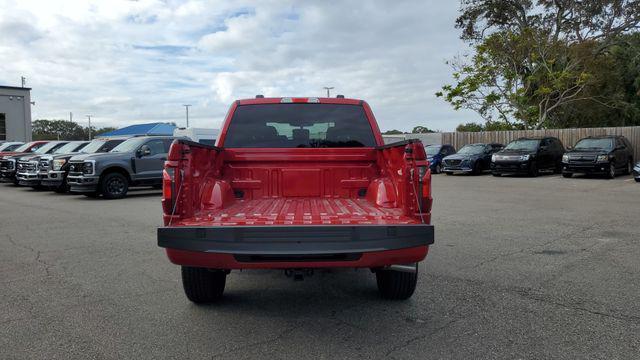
[{"xmin": 1, "ymin": 174, "xmax": 638, "ymax": 359}]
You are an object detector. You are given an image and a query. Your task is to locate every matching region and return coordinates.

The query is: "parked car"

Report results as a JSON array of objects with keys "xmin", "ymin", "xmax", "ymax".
[
  {"xmin": 157, "ymin": 96, "xmax": 435, "ymax": 302},
  {"xmin": 16, "ymin": 141, "xmax": 87, "ymax": 187},
  {"xmin": 0, "ymin": 142, "xmax": 24, "ymax": 152},
  {"xmin": 425, "ymin": 144, "xmax": 456, "ymax": 174},
  {"xmin": 40, "ymin": 138, "xmax": 125, "ymax": 193},
  {"xmin": 67, "ymin": 136, "xmax": 178, "ymax": 199},
  {"xmin": 491, "ymin": 137, "xmax": 565, "ymax": 177},
  {"xmin": 442, "ymin": 143, "xmax": 503, "ymax": 175},
  {"xmin": 561, "ymin": 135, "xmax": 634, "ymax": 179},
  {"xmin": 0, "ymin": 141, "xmax": 50, "ymax": 184},
  {"xmin": 634, "ymin": 162, "xmax": 640, "ymax": 182}
]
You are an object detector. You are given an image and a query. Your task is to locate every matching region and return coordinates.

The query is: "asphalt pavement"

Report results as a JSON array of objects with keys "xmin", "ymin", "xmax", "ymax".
[{"xmin": 1, "ymin": 173, "xmax": 639, "ymax": 359}]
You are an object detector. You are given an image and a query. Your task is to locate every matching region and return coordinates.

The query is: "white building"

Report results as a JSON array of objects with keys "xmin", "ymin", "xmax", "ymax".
[{"xmin": 0, "ymin": 85, "xmax": 32, "ymax": 142}]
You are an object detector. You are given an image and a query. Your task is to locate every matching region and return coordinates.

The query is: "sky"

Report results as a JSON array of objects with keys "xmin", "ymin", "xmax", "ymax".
[{"xmin": 0, "ymin": 0, "xmax": 478, "ymax": 132}]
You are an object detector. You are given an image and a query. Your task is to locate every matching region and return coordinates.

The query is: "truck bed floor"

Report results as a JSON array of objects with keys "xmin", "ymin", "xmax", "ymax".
[{"xmin": 176, "ymin": 198, "xmax": 420, "ymax": 226}]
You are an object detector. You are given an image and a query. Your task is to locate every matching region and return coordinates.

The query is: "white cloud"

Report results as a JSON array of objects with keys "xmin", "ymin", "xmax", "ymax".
[{"xmin": 0, "ymin": 0, "xmax": 478, "ymax": 131}]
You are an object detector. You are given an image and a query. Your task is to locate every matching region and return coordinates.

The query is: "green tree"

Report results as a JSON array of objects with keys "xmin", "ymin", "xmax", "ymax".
[
  {"xmin": 382, "ymin": 129, "xmax": 404, "ymax": 134},
  {"xmin": 411, "ymin": 126, "xmax": 435, "ymax": 133},
  {"xmin": 438, "ymin": 0, "xmax": 640, "ymax": 129}
]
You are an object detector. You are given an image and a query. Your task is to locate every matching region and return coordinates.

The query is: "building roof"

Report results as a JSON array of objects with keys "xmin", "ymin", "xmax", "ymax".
[
  {"xmin": 97, "ymin": 122, "xmax": 176, "ymax": 137},
  {"xmin": 0, "ymin": 85, "xmax": 32, "ymax": 91}
]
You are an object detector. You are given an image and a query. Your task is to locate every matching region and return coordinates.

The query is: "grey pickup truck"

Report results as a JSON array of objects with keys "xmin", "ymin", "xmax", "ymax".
[{"xmin": 67, "ymin": 136, "xmax": 178, "ymax": 199}]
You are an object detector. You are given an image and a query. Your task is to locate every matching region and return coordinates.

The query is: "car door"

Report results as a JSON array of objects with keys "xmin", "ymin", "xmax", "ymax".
[
  {"xmin": 614, "ymin": 138, "xmax": 627, "ymax": 169},
  {"xmin": 538, "ymin": 139, "xmax": 552, "ymax": 169},
  {"xmin": 133, "ymin": 139, "xmax": 167, "ymax": 181}
]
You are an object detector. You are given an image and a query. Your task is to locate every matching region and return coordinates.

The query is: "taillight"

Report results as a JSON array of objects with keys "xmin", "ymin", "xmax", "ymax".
[{"xmin": 162, "ymin": 167, "xmax": 176, "ymax": 215}]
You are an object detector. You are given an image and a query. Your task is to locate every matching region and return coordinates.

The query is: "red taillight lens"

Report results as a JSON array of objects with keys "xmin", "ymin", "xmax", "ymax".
[{"xmin": 162, "ymin": 168, "xmax": 175, "ymax": 214}]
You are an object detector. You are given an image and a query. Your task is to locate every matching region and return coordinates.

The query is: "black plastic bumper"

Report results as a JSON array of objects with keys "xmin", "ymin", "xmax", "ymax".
[
  {"xmin": 562, "ymin": 163, "xmax": 609, "ymax": 174},
  {"xmin": 158, "ymin": 225, "xmax": 435, "ymax": 255},
  {"xmin": 491, "ymin": 161, "xmax": 529, "ymax": 174}
]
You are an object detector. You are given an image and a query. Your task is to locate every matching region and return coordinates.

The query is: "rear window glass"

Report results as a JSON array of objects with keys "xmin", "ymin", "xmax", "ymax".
[{"xmin": 223, "ymin": 104, "xmax": 376, "ymax": 148}]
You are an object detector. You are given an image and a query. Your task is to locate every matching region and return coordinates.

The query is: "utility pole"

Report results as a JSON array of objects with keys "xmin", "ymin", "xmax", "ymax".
[
  {"xmin": 70, "ymin": 112, "xmax": 73, "ymax": 122},
  {"xmin": 183, "ymin": 104, "xmax": 191, "ymax": 127},
  {"xmin": 86, "ymin": 115, "xmax": 93, "ymax": 140},
  {"xmin": 21, "ymin": 76, "xmax": 26, "ymax": 88},
  {"xmin": 323, "ymin": 86, "xmax": 334, "ymax": 97}
]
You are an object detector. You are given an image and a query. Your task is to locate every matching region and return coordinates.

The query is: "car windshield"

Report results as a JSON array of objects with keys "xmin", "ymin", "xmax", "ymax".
[
  {"xmin": 0, "ymin": 143, "xmax": 20, "ymax": 151},
  {"xmin": 505, "ymin": 139, "xmax": 539, "ymax": 151},
  {"xmin": 11, "ymin": 142, "xmax": 36, "ymax": 152},
  {"xmin": 81, "ymin": 140, "xmax": 108, "ymax": 153},
  {"xmin": 223, "ymin": 104, "xmax": 376, "ymax": 148},
  {"xmin": 457, "ymin": 144, "xmax": 486, "ymax": 155},
  {"xmin": 574, "ymin": 138, "xmax": 613, "ymax": 150},
  {"xmin": 53, "ymin": 142, "xmax": 85, "ymax": 154},
  {"xmin": 425, "ymin": 145, "xmax": 441, "ymax": 156},
  {"xmin": 34, "ymin": 142, "xmax": 64, "ymax": 154},
  {"xmin": 110, "ymin": 137, "xmax": 146, "ymax": 153}
]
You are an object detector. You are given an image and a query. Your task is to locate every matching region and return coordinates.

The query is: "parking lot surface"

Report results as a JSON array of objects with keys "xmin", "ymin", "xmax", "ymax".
[{"xmin": 1, "ymin": 174, "xmax": 639, "ymax": 359}]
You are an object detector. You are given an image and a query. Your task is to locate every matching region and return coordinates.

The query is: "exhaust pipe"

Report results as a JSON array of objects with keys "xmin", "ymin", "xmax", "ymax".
[{"xmin": 385, "ymin": 263, "xmax": 418, "ymax": 273}]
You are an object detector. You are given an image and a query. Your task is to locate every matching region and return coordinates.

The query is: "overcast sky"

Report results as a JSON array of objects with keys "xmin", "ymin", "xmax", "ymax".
[{"xmin": 0, "ymin": 0, "xmax": 477, "ymax": 131}]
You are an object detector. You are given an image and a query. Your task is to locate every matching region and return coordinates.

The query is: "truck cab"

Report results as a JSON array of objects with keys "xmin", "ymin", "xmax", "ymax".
[{"xmin": 157, "ymin": 97, "xmax": 435, "ymax": 302}]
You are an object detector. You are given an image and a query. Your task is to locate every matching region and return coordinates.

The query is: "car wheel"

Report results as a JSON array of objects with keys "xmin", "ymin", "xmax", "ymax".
[
  {"xmin": 434, "ymin": 164, "xmax": 441, "ymax": 174},
  {"xmin": 54, "ymin": 179, "xmax": 69, "ymax": 193},
  {"xmin": 376, "ymin": 266, "xmax": 418, "ymax": 300},
  {"xmin": 625, "ymin": 160, "xmax": 633, "ymax": 175},
  {"xmin": 607, "ymin": 162, "xmax": 616, "ymax": 179},
  {"xmin": 181, "ymin": 266, "xmax": 226, "ymax": 303},
  {"xmin": 529, "ymin": 162, "xmax": 539, "ymax": 177},
  {"xmin": 635, "ymin": 177, "xmax": 640, "ymax": 183},
  {"xmin": 101, "ymin": 172, "xmax": 129, "ymax": 199},
  {"xmin": 562, "ymin": 173, "xmax": 573, "ymax": 178},
  {"xmin": 472, "ymin": 162, "xmax": 482, "ymax": 175}
]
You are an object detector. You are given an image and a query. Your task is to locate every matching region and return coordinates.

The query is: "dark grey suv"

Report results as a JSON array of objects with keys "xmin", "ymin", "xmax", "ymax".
[{"xmin": 67, "ymin": 136, "xmax": 177, "ymax": 199}]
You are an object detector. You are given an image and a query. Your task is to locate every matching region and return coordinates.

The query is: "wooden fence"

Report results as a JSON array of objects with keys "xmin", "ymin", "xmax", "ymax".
[{"xmin": 441, "ymin": 126, "xmax": 640, "ymax": 162}]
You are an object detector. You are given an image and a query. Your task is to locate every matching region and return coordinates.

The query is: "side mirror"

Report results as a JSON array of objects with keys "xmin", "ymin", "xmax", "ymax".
[{"xmin": 137, "ymin": 146, "xmax": 151, "ymax": 157}]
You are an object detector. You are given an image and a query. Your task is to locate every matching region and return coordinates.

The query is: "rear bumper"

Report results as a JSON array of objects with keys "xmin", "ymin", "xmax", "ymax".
[
  {"xmin": 562, "ymin": 162, "xmax": 609, "ymax": 174},
  {"xmin": 158, "ymin": 224, "xmax": 434, "ymax": 269}
]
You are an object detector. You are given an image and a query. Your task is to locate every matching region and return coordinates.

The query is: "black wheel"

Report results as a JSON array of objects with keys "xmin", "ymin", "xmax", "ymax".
[
  {"xmin": 54, "ymin": 179, "xmax": 69, "ymax": 193},
  {"xmin": 529, "ymin": 162, "xmax": 539, "ymax": 177},
  {"xmin": 635, "ymin": 177, "xmax": 640, "ymax": 183},
  {"xmin": 434, "ymin": 164, "xmax": 441, "ymax": 174},
  {"xmin": 181, "ymin": 266, "xmax": 227, "ymax": 303},
  {"xmin": 472, "ymin": 162, "xmax": 482, "ymax": 175},
  {"xmin": 562, "ymin": 173, "xmax": 573, "ymax": 178},
  {"xmin": 625, "ymin": 160, "xmax": 633, "ymax": 175},
  {"xmin": 101, "ymin": 172, "xmax": 129, "ymax": 199},
  {"xmin": 376, "ymin": 267, "xmax": 418, "ymax": 300},
  {"xmin": 83, "ymin": 191, "xmax": 100, "ymax": 198},
  {"xmin": 607, "ymin": 162, "xmax": 616, "ymax": 179},
  {"xmin": 492, "ymin": 172, "xmax": 501, "ymax": 177}
]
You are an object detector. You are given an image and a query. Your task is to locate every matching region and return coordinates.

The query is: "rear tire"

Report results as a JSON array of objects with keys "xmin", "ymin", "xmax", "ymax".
[
  {"xmin": 625, "ymin": 159, "xmax": 633, "ymax": 175},
  {"xmin": 472, "ymin": 162, "xmax": 482, "ymax": 175},
  {"xmin": 101, "ymin": 172, "xmax": 129, "ymax": 199},
  {"xmin": 181, "ymin": 266, "xmax": 227, "ymax": 303},
  {"xmin": 376, "ymin": 267, "xmax": 418, "ymax": 300},
  {"xmin": 434, "ymin": 164, "xmax": 441, "ymax": 174}
]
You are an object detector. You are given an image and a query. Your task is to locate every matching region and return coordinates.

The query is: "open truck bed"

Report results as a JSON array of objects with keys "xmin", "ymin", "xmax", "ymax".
[{"xmin": 158, "ymin": 97, "xmax": 434, "ymax": 301}]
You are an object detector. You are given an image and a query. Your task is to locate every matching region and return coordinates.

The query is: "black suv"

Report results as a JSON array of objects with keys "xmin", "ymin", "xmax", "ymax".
[
  {"xmin": 491, "ymin": 137, "xmax": 565, "ymax": 177},
  {"xmin": 562, "ymin": 136, "xmax": 634, "ymax": 179}
]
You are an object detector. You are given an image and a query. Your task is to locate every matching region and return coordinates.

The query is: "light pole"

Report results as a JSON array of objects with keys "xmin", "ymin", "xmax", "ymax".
[
  {"xmin": 323, "ymin": 86, "xmax": 334, "ymax": 97},
  {"xmin": 86, "ymin": 115, "xmax": 92, "ymax": 140},
  {"xmin": 183, "ymin": 104, "xmax": 191, "ymax": 127}
]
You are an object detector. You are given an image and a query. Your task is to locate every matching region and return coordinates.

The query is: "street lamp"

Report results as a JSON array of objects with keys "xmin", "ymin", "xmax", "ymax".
[
  {"xmin": 86, "ymin": 115, "xmax": 92, "ymax": 140},
  {"xmin": 183, "ymin": 105, "xmax": 192, "ymax": 127},
  {"xmin": 323, "ymin": 86, "xmax": 334, "ymax": 97}
]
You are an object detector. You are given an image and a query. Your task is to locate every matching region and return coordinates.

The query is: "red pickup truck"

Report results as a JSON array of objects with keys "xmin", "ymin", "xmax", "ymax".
[{"xmin": 158, "ymin": 97, "xmax": 434, "ymax": 302}]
